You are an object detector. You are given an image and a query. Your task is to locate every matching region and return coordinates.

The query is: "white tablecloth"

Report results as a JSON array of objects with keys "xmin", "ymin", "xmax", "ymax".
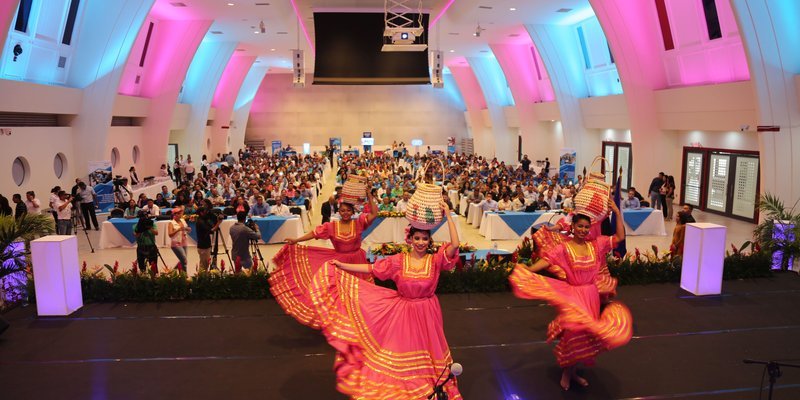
[
  {"xmin": 448, "ymin": 190, "xmax": 460, "ymax": 212},
  {"xmin": 459, "ymin": 196, "xmax": 469, "ymax": 216},
  {"xmin": 332, "ymin": 213, "xmax": 462, "ymax": 244},
  {"xmin": 99, "ymin": 216, "xmax": 303, "ymax": 249},
  {"xmin": 623, "ymin": 208, "xmax": 667, "ymax": 236},
  {"xmin": 467, "ymin": 203, "xmax": 483, "ymax": 225},
  {"xmin": 480, "ymin": 211, "xmax": 564, "ymax": 240}
]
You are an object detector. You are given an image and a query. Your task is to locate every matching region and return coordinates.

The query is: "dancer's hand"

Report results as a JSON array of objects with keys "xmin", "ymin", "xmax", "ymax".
[
  {"xmin": 440, "ymin": 200, "xmax": 450, "ymax": 213},
  {"xmin": 285, "ymin": 238, "xmax": 297, "ymax": 245},
  {"xmin": 608, "ymin": 198, "xmax": 620, "ymax": 214}
]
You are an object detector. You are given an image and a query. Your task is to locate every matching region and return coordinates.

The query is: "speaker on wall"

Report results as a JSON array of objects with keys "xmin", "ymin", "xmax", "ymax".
[
  {"xmin": 292, "ymin": 49, "xmax": 305, "ymax": 88},
  {"xmin": 430, "ymin": 50, "xmax": 443, "ymax": 89}
]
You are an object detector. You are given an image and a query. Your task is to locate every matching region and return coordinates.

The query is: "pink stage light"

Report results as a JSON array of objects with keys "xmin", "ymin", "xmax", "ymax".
[{"xmin": 430, "ymin": 0, "xmax": 455, "ymax": 29}]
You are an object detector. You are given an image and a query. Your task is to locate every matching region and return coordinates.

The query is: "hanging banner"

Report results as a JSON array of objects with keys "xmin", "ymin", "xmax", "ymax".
[
  {"xmin": 271, "ymin": 140, "xmax": 282, "ymax": 155},
  {"xmin": 447, "ymin": 136, "xmax": 456, "ymax": 154},
  {"xmin": 88, "ymin": 161, "xmax": 115, "ymax": 212},
  {"xmin": 559, "ymin": 148, "xmax": 577, "ymax": 182}
]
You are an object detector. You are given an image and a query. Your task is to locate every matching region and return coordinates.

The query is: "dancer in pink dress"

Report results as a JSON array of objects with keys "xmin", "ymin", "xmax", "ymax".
[
  {"xmin": 509, "ymin": 199, "xmax": 633, "ymax": 391},
  {"xmin": 270, "ymin": 188, "xmax": 377, "ymax": 328},
  {"xmin": 308, "ymin": 200, "xmax": 462, "ymax": 399}
]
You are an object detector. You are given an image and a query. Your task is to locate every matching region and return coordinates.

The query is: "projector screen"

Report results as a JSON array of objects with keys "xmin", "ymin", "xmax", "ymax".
[{"xmin": 313, "ymin": 12, "xmax": 430, "ymax": 85}]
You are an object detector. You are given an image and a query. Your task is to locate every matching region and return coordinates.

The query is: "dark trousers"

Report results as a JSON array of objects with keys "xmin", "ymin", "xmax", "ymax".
[
  {"xmin": 659, "ymin": 194, "xmax": 668, "ymax": 218},
  {"xmin": 80, "ymin": 202, "xmax": 99, "ymax": 229},
  {"xmin": 136, "ymin": 244, "xmax": 158, "ymax": 271}
]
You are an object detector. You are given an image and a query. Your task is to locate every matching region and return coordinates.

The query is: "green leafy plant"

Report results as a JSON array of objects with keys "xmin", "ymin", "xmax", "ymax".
[
  {"xmin": 754, "ymin": 193, "xmax": 800, "ymax": 271},
  {"xmin": 0, "ymin": 214, "xmax": 55, "ymax": 280}
]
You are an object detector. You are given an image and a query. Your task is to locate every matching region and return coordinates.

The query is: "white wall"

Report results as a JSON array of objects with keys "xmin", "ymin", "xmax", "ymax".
[{"xmin": 246, "ymin": 73, "xmax": 467, "ymax": 148}]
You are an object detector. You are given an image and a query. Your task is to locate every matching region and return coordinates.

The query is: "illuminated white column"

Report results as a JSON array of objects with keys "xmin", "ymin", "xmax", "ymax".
[
  {"xmin": 31, "ymin": 235, "xmax": 83, "ymax": 316},
  {"xmin": 680, "ymin": 223, "xmax": 727, "ymax": 296}
]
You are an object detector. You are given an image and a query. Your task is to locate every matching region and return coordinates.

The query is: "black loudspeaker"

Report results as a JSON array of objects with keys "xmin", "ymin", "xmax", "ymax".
[{"xmin": 0, "ymin": 316, "xmax": 9, "ymax": 336}]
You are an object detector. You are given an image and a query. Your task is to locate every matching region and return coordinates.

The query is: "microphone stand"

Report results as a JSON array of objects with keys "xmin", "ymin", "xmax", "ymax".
[
  {"xmin": 428, "ymin": 364, "xmax": 458, "ymax": 400},
  {"xmin": 743, "ymin": 359, "xmax": 800, "ymax": 400}
]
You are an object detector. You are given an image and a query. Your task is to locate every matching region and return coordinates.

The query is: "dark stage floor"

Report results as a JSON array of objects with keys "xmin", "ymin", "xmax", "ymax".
[{"xmin": 3, "ymin": 274, "xmax": 800, "ymax": 399}]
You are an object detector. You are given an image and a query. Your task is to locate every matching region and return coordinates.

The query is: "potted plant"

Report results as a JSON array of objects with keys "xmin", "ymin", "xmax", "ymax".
[
  {"xmin": 0, "ymin": 214, "xmax": 55, "ymax": 309},
  {"xmin": 753, "ymin": 193, "xmax": 800, "ymax": 271}
]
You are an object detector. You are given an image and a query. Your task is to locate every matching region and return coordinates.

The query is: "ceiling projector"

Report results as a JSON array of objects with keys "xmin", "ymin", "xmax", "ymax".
[{"xmin": 382, "ymin": 27, "xmax": 427, "ymax": 52}]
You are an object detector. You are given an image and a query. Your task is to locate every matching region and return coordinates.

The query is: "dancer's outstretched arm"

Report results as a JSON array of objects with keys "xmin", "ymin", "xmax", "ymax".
[
  {"xmin": 441, "ymin": 200, "xmax": 459, "ymax": 259},
  {"xmin": 517, "ymin": 258, "xmax": 551, "ymax": 273}
]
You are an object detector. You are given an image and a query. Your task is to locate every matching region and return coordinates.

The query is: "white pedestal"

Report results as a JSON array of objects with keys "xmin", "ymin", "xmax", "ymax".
[
  {"xmin": 31, "ymin": 235, "xmax": 83, "ymax": 316},
  {"xmin": 681, "ymin": 223, "xmax": 727, "ymax": 296}
]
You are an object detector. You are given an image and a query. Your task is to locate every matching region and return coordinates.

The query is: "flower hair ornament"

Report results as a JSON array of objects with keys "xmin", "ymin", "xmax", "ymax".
[{"xmin": 404, "ymin": 224, "xmax": 413, "ymax": 244}]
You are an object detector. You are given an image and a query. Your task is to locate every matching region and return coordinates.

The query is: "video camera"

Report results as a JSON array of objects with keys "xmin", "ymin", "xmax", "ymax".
[
  {"xmin": 112, "ymin": 175, "xmax": 126, "ymax": 188},
  {"xmin": 244, "ymin": 218, "xmax": 258, "ymax": 232}
]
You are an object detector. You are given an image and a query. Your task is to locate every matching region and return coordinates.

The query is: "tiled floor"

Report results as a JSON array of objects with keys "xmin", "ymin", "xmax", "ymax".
[{"xmin": 76, "ymin": 169, "xmax": 758, "ymax": 274}]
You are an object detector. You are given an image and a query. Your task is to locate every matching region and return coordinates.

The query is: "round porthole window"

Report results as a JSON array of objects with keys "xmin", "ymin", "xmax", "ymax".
[
  {"xmin": 111, "ymin": 147, "xmax": 120, "ymax": 168},
  {"xmin": 54, "ymin": 153, "xmax": 67, "ymax": 178},
  {"xmin": 12, "ymin": 156, "xmax": 29, "ymax": 186}
]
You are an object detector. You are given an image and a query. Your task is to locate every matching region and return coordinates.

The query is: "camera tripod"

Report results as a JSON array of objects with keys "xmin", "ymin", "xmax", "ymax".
[
  {"xmin": 210, "ymin": 228, "xmax": 233, "ymax": 269},
  {"xmin": 71, "ymin": 205, "xmax": 94, "ymax": 253},
  {"xmin": 250, "ymin": 238, "xmax": 264, "ymax": 268}
]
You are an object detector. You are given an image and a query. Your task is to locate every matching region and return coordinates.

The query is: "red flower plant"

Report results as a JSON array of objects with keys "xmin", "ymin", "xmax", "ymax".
[
  {"xmin": 82, "ymin": 261, "xmax": 87, "ymax": 274},
  {"xmin": 150, "ymin": 260, "xmax": 158, "ymax": 275},
  {"xmin": 234, "ymin": 256, "xmax": 243, "ymax": 274}
]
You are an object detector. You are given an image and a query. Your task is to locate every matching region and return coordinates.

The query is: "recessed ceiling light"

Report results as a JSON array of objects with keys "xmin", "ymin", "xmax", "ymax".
[
  {"xmin": 253, "ymin": 31, "xmax": 259, "ymax": 34},
  {"xmin": 449, "ymin": 49, "xmax": 455, "ymax": 53},
  {"xmin": 227, "ymin": 2, "xmax": 235, "ymax": 6},
  {"xmin": 556, "ymin": 8, "xmax": 573, "ymax": 13},
  {"xmin": 509, "ymin": 7, "xmax": 516, "ymax": 11},
  {"xmin": 270, "ymin": 48, "xmax": 276, "ymax": 51}
]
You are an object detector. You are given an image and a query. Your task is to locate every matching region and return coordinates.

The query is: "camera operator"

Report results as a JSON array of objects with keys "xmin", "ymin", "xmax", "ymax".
[
  {"xmin": 77, "ymin": 182, "xmax": 99, "ymax": 230},
  {"xmin": 133, "ymin": 211, "xmax": 158, "ymax": 272},
  {"xmin": 53, "ymin": 191, "xmax": 73, "ymax": 235},
  {"xmin": 113, "ymin": 177, "xmax": 133, "ymax": 208},
  {"xmin": 229, "ymin": 211, "xmax": 260, "ymax": 269},
  {"xmin": 195, "ymin": 205, "xmax": 223, "ymax": 272}
]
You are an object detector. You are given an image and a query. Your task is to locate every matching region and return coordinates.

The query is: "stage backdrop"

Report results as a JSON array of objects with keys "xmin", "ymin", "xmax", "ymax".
[{"xmin": 246, "ymin": 74, "xmax": 467, "ymax": 150}]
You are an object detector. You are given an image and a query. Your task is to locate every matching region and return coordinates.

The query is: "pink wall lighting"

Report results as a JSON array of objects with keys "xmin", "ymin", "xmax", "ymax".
[
  {"xmin": 447, "ymin": 60, "xmax": 487, "ymax": 111},
  {"xmin": 491, "ymin": 43, "xmax": 545, "ymax": 104},
  {"xmin": 213, "ymin": 55, "xmax": 257, "ymax": 109}
]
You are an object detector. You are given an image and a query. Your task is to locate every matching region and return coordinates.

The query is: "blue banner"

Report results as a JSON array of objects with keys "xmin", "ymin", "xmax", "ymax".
[
  {"xmin": 559, "ymin": 148, "xmax": 576, "ymax": 181},
  {"xmin": 271, "ymin": 140, "xmax": 282, "ymax": 155},
  {"xmin": 88, "ymin": 161, "xmax": 115, "ymax": 212}
]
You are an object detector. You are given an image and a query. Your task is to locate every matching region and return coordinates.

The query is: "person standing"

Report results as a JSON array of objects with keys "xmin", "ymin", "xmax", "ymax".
[
  {"xmin": 133, "ymin": 213, "xmax": 158, "ymax": 272},
  {"xmin": 184, "ymin": 155, "xmax": 196, "ymax": 182},
  {"xmin": 53, "ymin": 191, "xmax": 73, "ymax": 235},
  {"xmin": 664, "ymin": 175, "xmax": 676, "ymax": 220},
  {"xmin": 670, "ymin": 211, "xmax": 689, "ymax": 256},
  {"xmin": 167, "ymin": 208, "xmax": 190, "ymax": 269},
  {"xmin": 229, "ymin": 211, "xmax": 260, "ymax": 269},
  {"xmin": 521, "ymin": 155, "xmax": 531, "ymax": 172},
  {"xmin": 195, "ymin": 206, "xmax": 221, "ymax": 272},
  {"xmin": 77, "ymin": 182, "xmax": 99, "ymax": 230},
  {"xmin": 544, "ymin": 157, "xmax": 551, "ymax": 177},
  {"xmin": 648, "ymin": 172, "xmax": 665, "ymax": 211},
  {"xmin": 25, "ymin": 191, "xmax": 41, "ymax": 215},
  {"xmin": 509, "ymin": 199, "xmax": 632, "ymax": 391},
  {"xmin": 307, "ymin": 200, "xmax": 462, "ymax": 399},
  {"xmin": 12, "ymin": 194, "xmax": 26, "ymax": 219}
]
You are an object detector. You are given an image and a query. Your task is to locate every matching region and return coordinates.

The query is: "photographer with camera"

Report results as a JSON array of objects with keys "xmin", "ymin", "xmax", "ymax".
[
  {"xmin": 53, "ymin": 191, "xmax": 73, "ymax": 235},
  {"xmin": 196, "ymin": 204, "xmax": 223, "ymax": 272},
  {"xmin": 133, "ymin": 212, "xmax": 158, "ymax": 272},
  {"xmin": 113, "ymin": 177, "xmax": 133, "ymax": 209},
  {"xmin": 230, "ymin": 211, "xmax": 260, "ymax": 269}
]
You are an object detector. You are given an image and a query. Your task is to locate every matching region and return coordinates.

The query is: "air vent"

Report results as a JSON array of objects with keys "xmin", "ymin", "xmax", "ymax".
[
  {"xmin": 0, "ymin": 112, "xmax": 61, "ymax": 127},
  {"xmin": 556, "ymin": 8, "xmax": 573, "ymax": 13},
  {"xmin": 57, "ymin": 56, "xmax": 67, "ymax": 68},
  {"xmin": 508, "ymin": 33, "xmax": 520, "ymax": 37},
  {"xmin": 135, "ymin": 75, "xmax": 141, "ymax": 84},
  {"xmin": 170, "ymin": 2, "xmax": 187, "ymax": 7},
  {"xmin": 480, "ymin": 50, "xmax": 490, "ymax": 53},
  {"xmin": 210, "ymin": 30, "xmax": 223, "ymax": 35},
  {"xmin": 276, "ymin": 31, "xmax": 288, "ymax": 35},
  {"xmin": 255, "ymin": 2, "xmax": 270, "ymax": 5},
  {"xmin": 111, "ymin": 116, "xmax": 136, "ymax": 127},
  {"xmin": 235, "ymin": 48, "xmax": 245, "ymax": 51},
  {"xmin": 478, "ymin": 5, "xmax": 493, "ymax": 9},
  {"xmin": 448, "ymin": 32, "xmax": 459, "ymax": 35}
]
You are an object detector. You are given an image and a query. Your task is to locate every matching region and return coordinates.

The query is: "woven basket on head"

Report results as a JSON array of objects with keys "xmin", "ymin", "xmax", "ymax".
[
  {"xmin": 405, "ymin": 159, "xmax": 446, "ymax": 230},
  {"xmin": 341, "ymin": 175, "xmax": 368, "ymax": 206},
  {"xmin": 573, "ymin": 156, "xmax": 611, "ymax": 223}
]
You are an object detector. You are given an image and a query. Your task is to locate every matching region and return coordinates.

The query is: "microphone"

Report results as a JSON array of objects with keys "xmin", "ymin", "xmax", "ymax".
[{"xmin": 428, "ymin": 363, "xmax": 463, "ymax": 400}]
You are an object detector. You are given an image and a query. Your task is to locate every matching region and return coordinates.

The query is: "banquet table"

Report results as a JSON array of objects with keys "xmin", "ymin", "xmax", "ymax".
[
  {"xmin": 132, "ymin": 179, "xmax": 174, "ymax": 201},
  {"xmin": 467, "ymin": 203, "xmax": 483, "ymax": 225},
  {"xmin": 332, "ymin": 213, "xmax": 462, "ymax": 244},
  {"xmin": 448, "ymin": 190, "xmax": 460, "ymax": 212},
  {"xmin": 161, "ymin": 205, "xmax": 310, "ymax": 231},
  {"xmin": 458, "ymin": 196, "xmax": 469, "ymax": 216},
  {"xmin": 99, "ymin": 216, "xmax": 303, "ymax": 249},
  {"xmin": 478, "ymin": 208, "xmax": 666, "ymax": 241},
  {"xmin": 480, "ymin": 211, "xmax": 565, "ymax": 240},
  {"xmin": 622, "ymin": 208, "xmax": 666, "ymax": 236}
]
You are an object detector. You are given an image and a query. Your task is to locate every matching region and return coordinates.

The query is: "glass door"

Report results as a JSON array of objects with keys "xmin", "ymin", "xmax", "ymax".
[
  {"xmin": 706, "ymin": 154, "xmax": 730, "ymax": 213},
  {"xmin": 601, "ymin": 141, "xmax": 633, "ymax": 190},
  {"xmin": 603, "ymin": 144, "xmax": 615, "ymax": 185},
  {"xmin": 684, "ymin": 152, "xmax": 703, "ymax": 207},
  {"xmin": 731, "ymin": 156, "xmax": 759, "ymax": 219}
]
